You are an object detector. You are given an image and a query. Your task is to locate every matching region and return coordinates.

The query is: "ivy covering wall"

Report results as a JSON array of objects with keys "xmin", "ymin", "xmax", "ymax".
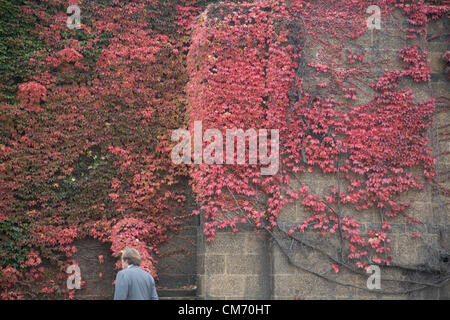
[{"xmin": 0, "ymin": 0, "xmax": 448, "ymax": 299}]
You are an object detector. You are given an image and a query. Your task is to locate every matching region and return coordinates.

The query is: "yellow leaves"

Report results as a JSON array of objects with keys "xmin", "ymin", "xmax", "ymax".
[{"xmin": 27, "ymin": 210, "xmax": 37, "ymax": 217}]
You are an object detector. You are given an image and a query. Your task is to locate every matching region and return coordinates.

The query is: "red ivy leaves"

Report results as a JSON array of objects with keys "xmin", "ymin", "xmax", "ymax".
[
  {"xmin": 1, "ymin": 0, "xmax": 192, "ymax": 298},
  {"xmin": 1, "ymin": 0, "xmax": 448, "ymax": 299},
  {"xmin": 186, "ymin": 0, "xmax": 446, "ymax": 270}
]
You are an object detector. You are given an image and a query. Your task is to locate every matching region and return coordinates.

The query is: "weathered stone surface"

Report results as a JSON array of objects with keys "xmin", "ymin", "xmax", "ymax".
[
  {"xmin": 244, "ymin": 275, "xmax": 271, "ymax": 299},
  {"xmin": 226, "ymin": 254, "xmax": 265, "ymax": 275},
  {"xmin": 194, "ymin": 2, "xmax": 449, "ymax": 301},
  {"xmin": 205, "ymin": 255, "xmax": 225, "ymax": 274},
  {"xmin": 208, "ymin": 274, "xmax": 246, "ymax": 297},
  {"xmin": 204, "ymin": 232, "xmax": 247, "ymax": 254},
  {"xmin": 272, "ymin": 246, "xmax": 296, "ymax": 275},
  {"xmin": 72, "ymin": 238, "xmax": 116, "ymax": 300},
  {"xmin": 429, "ymin": 51, "xmax": 447, "ymax": 73}
]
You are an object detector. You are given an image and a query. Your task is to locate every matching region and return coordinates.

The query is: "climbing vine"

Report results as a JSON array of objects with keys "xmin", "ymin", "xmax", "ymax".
[
  {"xmin": 0, "ymin": 0, "xmax": 448, "ymax": 299},
  {"xmin": 187, "ymin": 0, "xmax": 449, "ymax": 295},
  {"xmin": 0, "ymin": 0, "xmax": 193, "ymax": 299}
]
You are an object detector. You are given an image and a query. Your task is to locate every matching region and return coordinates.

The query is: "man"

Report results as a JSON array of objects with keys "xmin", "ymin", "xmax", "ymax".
[{"xmin": 113, "ymin": 248, "xmax": 158, "ymax": 300}]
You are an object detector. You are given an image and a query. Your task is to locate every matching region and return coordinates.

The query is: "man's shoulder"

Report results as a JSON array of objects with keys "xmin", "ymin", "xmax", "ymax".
[
  {"xmin": 115, "ymin": 268, "xmax": 130, "ymax": 284},
  {"xmin": 135, "ymin": 266, "xmax": 152, "ymax": 275},
  {"xmin": 133, "ymin": 267, "xmax": 155, "ymax": 281},
  {"xmin": 124, "ymin": 266, "xmax": 150, "ymax": 276},
  {"xmin": 116, "ymin": 268, "xmax": 129, "ymax": 277}
]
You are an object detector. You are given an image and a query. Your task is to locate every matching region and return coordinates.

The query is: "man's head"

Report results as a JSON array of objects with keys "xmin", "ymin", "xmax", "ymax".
[{"xmin": 121, "ymin": 248, "xmax": 141, "ymax": 269}]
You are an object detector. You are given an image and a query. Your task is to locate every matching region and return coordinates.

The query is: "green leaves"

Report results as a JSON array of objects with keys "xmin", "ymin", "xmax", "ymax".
[
  {"xmin": 0, "ymin": 219, "xmax": 31, "ymax": 269},
  {"xmin": 0, "ymin": 0, "xmax": 43, "ymax": 103}
]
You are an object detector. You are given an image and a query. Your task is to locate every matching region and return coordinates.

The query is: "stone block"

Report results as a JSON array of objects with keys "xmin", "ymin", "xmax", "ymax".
[
  {"xmin": 427, "ymin": 18, "xmax": 447, "ymax": 35},
  {"xmin": 372, "ymin": 29, "xmax": 406, "ymax": 50},
  {"xmin": 294, "ymin": 250, "xmax": 334, "ymax": 275},
  {"xmin": 335, "ymin": 269, "xmax": 357, "ymax": 298},
  {"xmin": 405, "ymin": 222, "xmax": 426, "ymax": 234},
  {"xmin": 439, "ymin": 281, "xmax": 450, "ymax": 300},
  {"xmin": 295, "ymin": 270, "xmax": 336, "ymax": 298},
  {"xmin": 426, "ymin": 41, "xmax": 449, "ymax": 53},
  {"xmin": 400, "ymin": 83, "xmax": 431, "ymax": 103},
  {"xmin": 431, "ymin": 110, "xmax": 450, "ymax": 131},
  {"xmin": 278, "ymin": 201, "xmax": 300, "ymax": 222},
  {"xmin": 406, "ymin": 201, "xmax": 433, "ymax": 225},
  {"xmin": 379, "ymin": 293, "xmax": 407, "ymax": 300},
  {"xmin": 347, "ymin": 207, "xmax": 379, "ymax": 224},
  {"xmin": 205, "ymin": 255, "xmax": 225, "ymax": 274},
  {"xmin": 197, "ymin": 274, "xmax": 206, "ymax": 298},
  {"xmin": 420, "ymin": 286, "xmax": 440, "ymax": 299},
  {"xmin": 226, "ymin": 254, "xmax": 265, "ymax": 275},
  {"xmin": 205, "ymin": 232, "xmax": 247, "ymax": 254},
  {"xmin": 395, "ymin": 234, "xmax": 421, "ymax": 266},
  {"xmin": 272, "ymin": 274, "xmax": 296, "ymax": 297},
  {"xmin": 371, "ymin": 48, "xmax": 404, "ymax": 73},
  {"xmin": 208, "ymin": 274, "xmax": 246, "ymax": 297},
  {"xmin": 351, "ymin": 272, "xmax": 380, "ymax": 299},
  {"xmin": 272, "ymin": 295, "xmax": 293, "ymax": 300},
  {"xmin": 354, "ymin": 92, "xmax": 374, "ymax": 106},
  {"xmin": 390, "ymin": 223, "xmax": 406, "ymax": 234},
  {"xmin": 355, "ymin": 30, "xmax": 373, "ymax": 48},
  {"xmin": 397, "ymin": 187, "xmax": 432, "ymax": 204},
  {"xmin": 244, "ymin": 275, "xmax": 271, "ymax": 299},
  {"xmin": 272, "ymin": 246, "xmax": 296, "ymax": 275},
  {"xmin": 428, "ymin": 51, "xmax": 446, "ymax": 73},
  {"xmin": 245, "ymin": 231, "xmax": 268, "ymax": 254}
]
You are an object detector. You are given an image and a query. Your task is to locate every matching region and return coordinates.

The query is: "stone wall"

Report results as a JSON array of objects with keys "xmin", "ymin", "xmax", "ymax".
[
  {"xmin": 72, "ymin": 238, "xmax": 116, "ymax": 300},
  {"xmin": 196, "ymin": 4, "xmax": 449, "ymax": 300},
  {"xmin": 157, "ymin": 183, "xmax": 200, "ymax": 289},
  {"xmin": 64, "ymin": 5, "xmax": 448, "ymax": 301},
  {"xmin": 157, "ymin": 214, "xmax": 199, "ymax": 289},
  {"xmin": 197, "ymin": 224, "xmax": 272, "ymax": 299}
]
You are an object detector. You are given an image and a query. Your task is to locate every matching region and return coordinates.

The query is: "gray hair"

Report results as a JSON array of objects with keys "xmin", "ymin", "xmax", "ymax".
[{"xmin": 122, "ymin": 248, "xmax": 141, "ymax": 266}]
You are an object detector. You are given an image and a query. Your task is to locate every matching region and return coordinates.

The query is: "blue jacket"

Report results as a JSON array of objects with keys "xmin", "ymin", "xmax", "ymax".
[{"xmin": 113, "ymin": 265, "xmax": 158, "ymax": 300}]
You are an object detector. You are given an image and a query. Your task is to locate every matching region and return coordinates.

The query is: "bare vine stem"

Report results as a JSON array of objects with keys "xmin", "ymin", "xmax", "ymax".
[{"xmin": 224, "ymin": 181, "xmax": 450, "ymax": 295}]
